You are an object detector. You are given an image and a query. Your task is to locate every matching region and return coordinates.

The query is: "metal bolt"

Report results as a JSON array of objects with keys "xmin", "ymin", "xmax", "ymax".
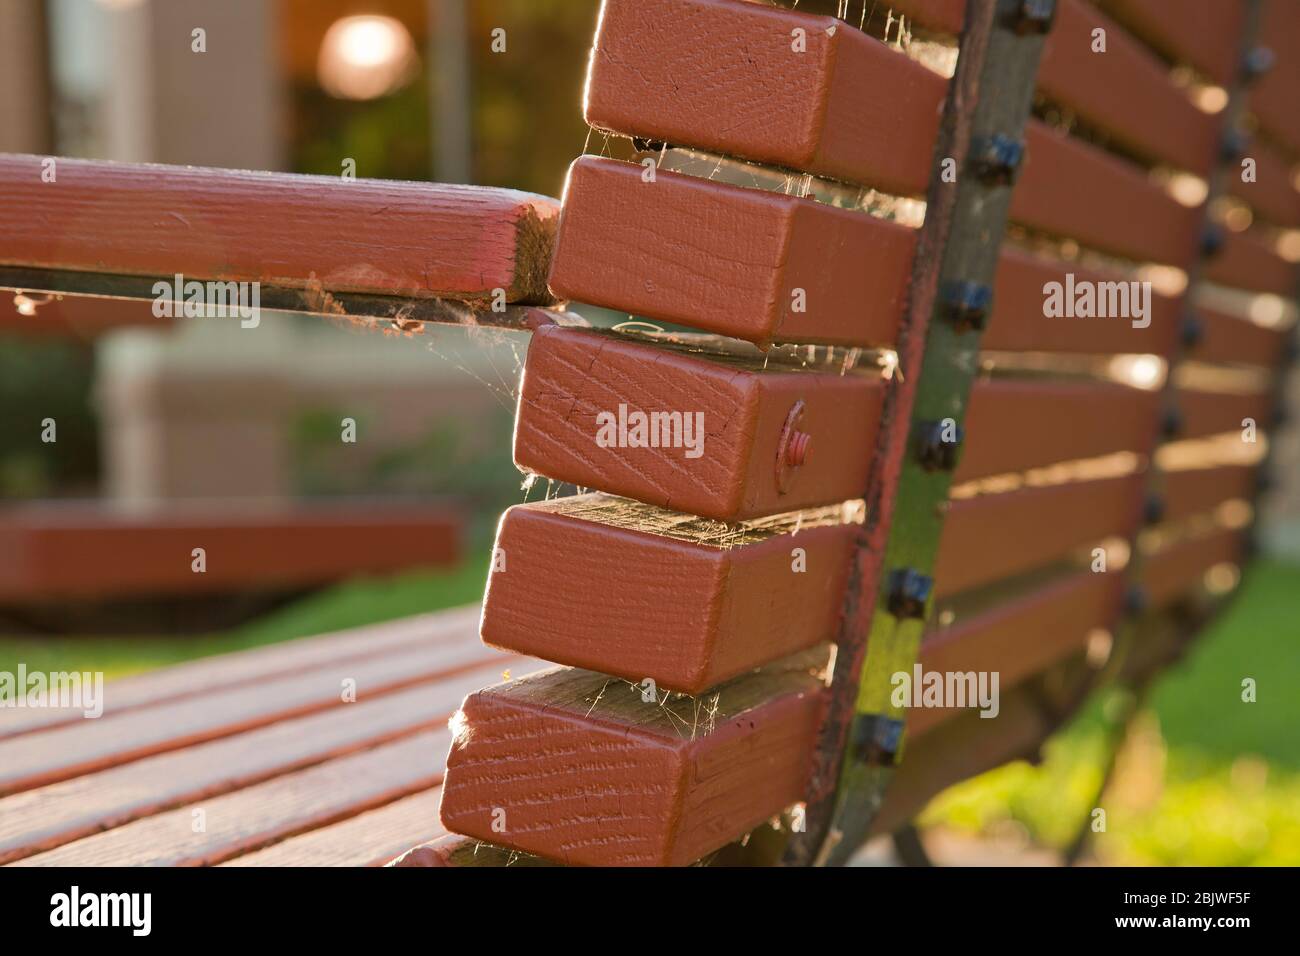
[
  {"xmin": 886, "ymin": 568, "xmax": 933, "ymax": 620},
  {"xmin": 1220, "ymin": 128, "xmax": 1250, "ymax": 162},
  {"xmin": 1008, "ymin": 0, "xmax": 1056, "ymax": 35},
  {"xmin": 970, "ymin": 134, "xmax": 1026, "ymax": 186},
  {"xmin": 1124, "ymin": 586, "xmax": 1149, "ymax": 615},
  {"xmin": 775, "ymin": 400, "xmax": 808, "ymax": 495},
  {"xmin": 1180, "ymin": 313, "xmax": 1204, "ymax": 349},
  {"xmin": 784, "ymin": 430, "xmax": 811, "ymax": 467},
  {"xmin": 1143, "ymin": 495, "xmax": 1165, "ymax": 526},
  {"xmin": 1243, "ymin": 46, "xmax": 1275, "ymax": 81},
  {"xmin": 1161, "ymin": 407, "xmax": 1184, "ymax": 439},
  {"xmin": 851, "ymin": 714, "xmax": 905, "ymax": 767},
  {"xmin": 916, "ymin": 419, "xmax": 965, "ymax": 472},
  {"xmin": 939, "ymin": 280, "xmax": 993, "ymax": 332},
  {"xmin": 1201, "ymin": 224, "xmax": 1226, "ymax": 258}
]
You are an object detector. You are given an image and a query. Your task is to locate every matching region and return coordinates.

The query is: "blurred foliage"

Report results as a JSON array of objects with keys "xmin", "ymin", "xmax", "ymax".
[
  {"xmin": 0, "ymin": 336, "xmax": 99, "ymax": 498},
  {"xmin": 923, "ymin": 558, "xmax": 1300, "ymax": 865}
]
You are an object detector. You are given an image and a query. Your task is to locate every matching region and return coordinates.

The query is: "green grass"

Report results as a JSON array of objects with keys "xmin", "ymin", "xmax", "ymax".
[
  {"xmin": 0, "ymin": 553, "xmax": 490, "ymax": 682},
  {"xmin": 922, "ymin": 557, "xmax": 1300, "ymax": 865}
]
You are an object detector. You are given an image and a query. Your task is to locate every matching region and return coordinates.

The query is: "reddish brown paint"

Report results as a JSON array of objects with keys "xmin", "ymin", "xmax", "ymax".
[
  {"xmin": 1177, "ymin": 389, "xmax": 1274, "ymax": 440},
  {"xmin": 480, "ymin": 496, "xmax": 855, "ymax": 694},
  {"xmin": 0, "ymin": 503, "xmax": 459, "ymax": 602},
  {"xmin": 547, "ymin": 158, "xmax": 916, "ymax": 348},
  {"xmin": 0, "ymin": 154, "xmax": 559, "ymax": 302},
  {"xmin": 1229, "ymin": 140, "xmax": 1300, "ymax": 228},
  {"xmin": 1250, "ymin": 0, "xmax": 1300, "ymax": 155},
  {"xmin": 1097, "ymin": 0, "xmax": 1247, "ymax": 85},
  {"xmin": 956, "ymin": 379, "xmax": 1162, "ymax": 482},
  {"xmin": 910, "ymin": 570, "xmax": 1123, "ymax": 736},
  {"xmin": 1163, "ymin": 465, "xmax": 1258, "ymax": 522},
  {"xmin": 934, "ymin": 474, "xmax": 1145, "ymax": 597},
  {"xmin": 1013, "ymin": 121, "xmax": 1202, "ymax": 266},
  {"xmin": 584, "ymin": 0, "xmax": 948, "ymax": 196},
  {"xmin": 1192, "ymin": 305, "xmax": 1291, "ymax": 368},
  {"xmin": 1142, "ymin": 528, "xmax": 1245, "ymax": 607},
  {"xmin": 438, "ymin": 665, "xmax": 826, "ymax": 866},
  {"xmin": 513, "ymin": 324, "xmax": 884, "ymax": 521},
  {"xmin": 982, "ymin": 245, "xmax": 1181, "ymax": 355},
  {"xmin": 1204, "ymin": 228, "xmax": 1298, "ymax": 296},
  {"xmin": 1038, "ymin": 0, "xmax": 1221, "ymax": 175},
  {"xmin": 0, "ymin": 295, "xmax": 173, "ymax": 338}
]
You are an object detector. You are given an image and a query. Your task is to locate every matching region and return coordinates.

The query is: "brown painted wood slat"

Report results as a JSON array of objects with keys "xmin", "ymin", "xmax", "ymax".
[
  {"xmin": 1012, "ymin": 120, "xmax": 1202, "ymax": 266},
  {"xmin": 1230, "ymin": 139, "xmax": 1300, "ymax": 228},
  {"xmin": 0, "ymin": 633, "xmax": 496, "ymax": 797},
  {"xmin": 982, "ymin": 245, "xmax": 1181, "ymax": 355},
  {"xmin": 223, "ymin": 788, "xmax": 445, "ymax": 867},
  {"xmin": 0, "ymin": 606, "xmax": 480, "ymax": 740},
  {"xmin": 481, "ymin": 495, "xmax": 854, "ymax": 694},
  {"xmin": 1190, "ymin": 305, "xmax": 1292, "ymax": 368},
  {"xmin": 956, "ymin": 379, "xmax": 1161, "ymax": 481},
  {"xmin": 1163, "ymin": 465, "xmax": 1258, "ymax": 522},
  {"xmin": 582, "ymin": 0, "xmax": 948, "ymax": 196},
  {"xmin": 1250, "ymin": 0, "xmax": 1300, "ymax": 156},
  {"xmin": 0, "ymin": 661, "xmax": 512, "ymax": 864},
  {"xmin": 909, "ymin": 570, "xmax": 1123, "ymax": 736},
  {"xmin": 0, "ymin": 154, "xmax": 559, "ymax": 302},
  {"xmin": 1177, "ymin": 388, "xmax": 1273, "ymax": 439},
  {"xmin": 547, "ymin": 157, "xmax": 916, "ymax": 348},
  {"xmin": 438, "ymin": 663, "xmax": 826, "ymax": 866},
  {"xmin": 1038, "ymin": 0, "xmax": 1221, "ymax": 175},
  {"xmin": 1142, "ymin": 528, "xmax": 1245, "ymax": 607},
  {"xmin": 1203, "ymin": 228, "xmax": 1297, "ymax": 296},
  {"xmin": 935, "ymin": 474, "xmax": 1144, "ymax": 597},
  {"xmin": 0, "ymin": 502, "xmax": 459, "ymax": 602},
  {"xmin": 513, "ymin": 325, "xmax": 884, "ymax": 522},
  {"xmin": 0, "ymin": 295, "xmax": 172, "ymax": 337},
  {"xmin": 14, "ymin": 730, "xmax": 451, "ymax": 866},
  {"xmin": 1096, "ymin": 0, "xmax": 1247, "ymax": 86}
]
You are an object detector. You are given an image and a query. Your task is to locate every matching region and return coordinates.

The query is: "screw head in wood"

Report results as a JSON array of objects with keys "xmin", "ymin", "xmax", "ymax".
[{"xmin": 775, "ymin": 399, "xmax": 808, "ymax": 494}]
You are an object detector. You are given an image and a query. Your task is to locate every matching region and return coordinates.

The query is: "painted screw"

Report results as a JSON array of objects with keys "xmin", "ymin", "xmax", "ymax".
[{"xmin": 785, "ymin": 430, "xmax": 812, "ymax": 467}]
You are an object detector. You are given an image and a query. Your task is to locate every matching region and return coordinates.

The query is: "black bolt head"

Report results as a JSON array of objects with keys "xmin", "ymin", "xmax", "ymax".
[
  {"xmin": 1181, "ymin": 313, "xmax": 1205, "ymax": 349},
  {"xmin": 887, "ymin": 568, "xmax": 933, "ymax": 620},
  {"xmin": 1009, "ymin": 0, "xmax": 1056, "ymax": 35},
  {"xmin": 940, "ymin": 280, "xmax": 993, "ymax": 332},
  {"xmin": 1243, "ymin": 46, "xmax": 1275, "ymax": 80},
  {"xmin": 916, "ymin": 419, "xmax": 965, "ymax": 472},
  {"xmin": 971, "ymin": 134, "xmax": 1026, "ymax": 186}
]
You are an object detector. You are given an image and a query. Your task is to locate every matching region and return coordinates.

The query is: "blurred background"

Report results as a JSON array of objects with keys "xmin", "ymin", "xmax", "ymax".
[{"xmin": 0, "ymin": 0, "xmax": 1297, "ymax": 865}]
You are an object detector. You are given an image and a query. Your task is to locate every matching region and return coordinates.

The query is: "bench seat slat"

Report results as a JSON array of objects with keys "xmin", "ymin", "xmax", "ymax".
[
  {"xmin": 1203, "ymin": 228, "xmax": 1298, "ymax": 297},
  {"xmin": 1190, "ymin": 305, "xmax": 1292, "ymax": 368},
  {"xmin": 1229, "ymin": 139, "xmax": 1300, "ymax": 229},
  {"xmin": 1162, "ymin": 464, "xmax": 1258, "ymax": 522},
  {"xmin": 1097, "ymin": 0, "xmax": 1247, "ymax": 86},
  {"xmin": 1142, "ymin": 527, "xmax": 1245, "ymax": 607},
  {"xmin": 1177, "ymin": 389, "xmax": 1274, "ymax": 440}
]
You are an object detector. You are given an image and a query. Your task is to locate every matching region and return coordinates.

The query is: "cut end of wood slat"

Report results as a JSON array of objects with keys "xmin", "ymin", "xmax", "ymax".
[
  {"xmin": 548, "ymin": 157, "xmax": 914, "ymax": 348},
  {"xmin": 512, "ymin": 324, "xmax": 883, "ymax": 521},
  {"xmin": 481, "ymin": 494, "xmax": 855, "ymax": 694},
  {"xmin": 584, "ymin": 0, "xmax": 946, "ymax": 195},
  {"xmin": 438, "ymin": 663, "xmax": 827, "ymax": 866}
]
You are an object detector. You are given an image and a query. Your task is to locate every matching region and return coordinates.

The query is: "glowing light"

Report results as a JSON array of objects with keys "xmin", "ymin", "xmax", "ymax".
[
  {"xmin": 317, "ymin": 15, "xmax": 417, "ymax": 101},
  {"xmin": 1108, "ymin": 354, "xmax": 1165, "ymax": 390}
]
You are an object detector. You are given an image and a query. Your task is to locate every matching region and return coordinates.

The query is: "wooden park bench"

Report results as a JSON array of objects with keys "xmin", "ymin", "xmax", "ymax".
[{"xmin": 2, "ymin": 0, "xmax": 1297, "ymax": 865}]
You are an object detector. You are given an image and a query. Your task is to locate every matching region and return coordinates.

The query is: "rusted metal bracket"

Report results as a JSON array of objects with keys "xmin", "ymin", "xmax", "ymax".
[{"xmin": 783, "ymin": 0, "xmax": 1054, "ymax": 867}]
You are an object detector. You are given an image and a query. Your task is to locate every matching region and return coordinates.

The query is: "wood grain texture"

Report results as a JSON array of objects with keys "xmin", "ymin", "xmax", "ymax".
[
  {"xmin": 1204, "ymin": 228, "xmax": 1297, "ymax": 296},
  {"xmin": 0, "ymin": 501, "xmax": 459, "ymax": 602},
  {"xmin": 0, "ymin": 634, "xmax": 495, "ymax": 796},
  {"xmin": 14, "ymin": 729, "xmax": 450, "ymax": 866},
  {"xmin": 1163, "ymin": 465, "xmax": 1258, "ymax": 522},
  {"xmin": 480, "ymin": 495, "xmax": 854, "ymax": 694},
  {"xmin": 438, "ymin": 663, "xmax": 826, "ymax": 866},
  {"xmin": 583, "ymin": 0, "xmax": 948, "ymax": 195},
  {"xmin": 1142, "ymin": 528, "xmax": 1244, "ymax": 607},
  {"xmin": 548, "ymin": 157, "xmax": 916, "ymax": 348},
  {"xmin": 513, "ymin": 325, "xmax": 884, "ymax": 521},
  {"xmin": 1013, "ymin": 120, "xmax": 1202, "ymax": 266},
  {"xmin": 909, "ymin": 570, "xmax": 1122, "ymax": 736},
  {"xmin": 1230, "ymin": 139, "xmax": 1300, "ymax": 228},
  {"xmin": 956, "ymin": 379, "xmax": 1161, "ymax": 481},
  {"xmin": 1177, "ymin": 388, "xmax": 1274, "ymax": 439},
  {"xmin": 1096, "ymin": 0, "xmax": 1247, "ymax": 85},
  {"xmin": 982, "ymin": 245, "xmax": 1181, "ymax": 355},
  {"xmin": 935, "ymin": 474, "xmax": 1144, "ymax": 597},
  {"xmin": 0, "ymin": 154, "xmax": 559, "ymax": 302},
  {"xmin": 1190, "ymin": 304, "xmax": 1292, "ymax": 368},
  {"xmin": 0, "ymin": 662, "xmax": 512, "ymax": 864},
  {"xmin": 1038, "ymin": 0, "xmax": 1221, "ymax": 175},
  {"xmin": 0, "ymin": 606, "xmax": 480, "ymax": 740}
]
